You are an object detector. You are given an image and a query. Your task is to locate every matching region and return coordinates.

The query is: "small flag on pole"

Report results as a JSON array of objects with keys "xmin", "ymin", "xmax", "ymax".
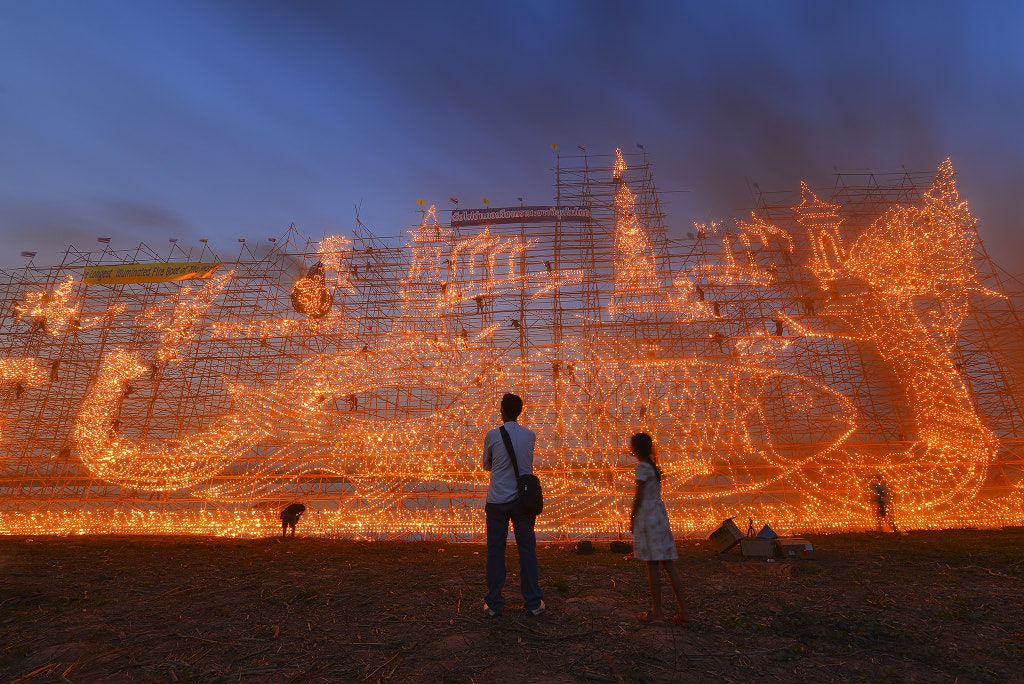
[
  {"xmin": 416, "ymin": 199, "xmax": 426, "ymax": 206},
  {"xmin": 636, "ymin": 143, "xmax": 645, "ymax": 150},
  {"xmin": 97, "ymin": 237, "xmax": 111, "ymax": 244},
  {"xmin": 199, "ymin": 239, "xmax": 208, "ymax": 243},
  {"xmin": 20, "ymin": 251, "xmax": 36, "ymax": 259},
  {"xmin": 481, "ymin": 198, "xmax": 489, "ymax": 207},
  {"xmin": 168, "ymin": 238, "xmax": 178, "ymax": 243},
  {"xmin": 550, "ymin": 143, "xmax": 558, "ymax": 150},
  {"xmin": 449, "ymin": 197, "xmax": 459, "ymax": 206},
  {"xmin": 237, "ymin": 238, "xmax": 246, "ymax": 243},
  {"xmin": 577, "ymin": 145, "xmax": 586, "ymax": 152},
  {"xmin": 268, "ymin": 237, "xmax": 277, "ymax": 243}
]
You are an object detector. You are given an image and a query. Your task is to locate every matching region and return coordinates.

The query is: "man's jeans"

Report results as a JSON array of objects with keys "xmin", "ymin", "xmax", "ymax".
[{"xmin": 485, "ymin": 499, "xmax": 543, "ymax": 614}]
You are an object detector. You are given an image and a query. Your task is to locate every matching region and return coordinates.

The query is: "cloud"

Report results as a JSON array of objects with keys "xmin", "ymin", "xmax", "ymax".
[
  {"xmin": 98, "ymin": 200, "xmax": 187, "ymax": 233},
  {"xmin": 0, "ymin": 201, "xmax": 110, "ymax": 269},
  {"xmin": 1, "ymin": 2, "xmax": 1023, "ymax": 272}
]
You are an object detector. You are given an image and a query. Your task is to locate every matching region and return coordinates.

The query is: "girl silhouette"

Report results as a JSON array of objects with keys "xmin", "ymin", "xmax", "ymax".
[{"xmin": 630, "ymin": 432, "xmax": 690, "ymax": 626}]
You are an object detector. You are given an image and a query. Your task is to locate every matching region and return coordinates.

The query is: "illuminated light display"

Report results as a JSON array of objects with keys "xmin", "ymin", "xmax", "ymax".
[
  {"xmin": 0, "ymin": 358, "xmax": 48, "ymax": 439},
  {"xmin": 0, "ymin": 358, "xmax": 48, "ymax": 385},
  {"xmin": 609, "ymin": 149, "xmax": 674, "ymax": 317},
  {"xmin": 139, "ymin": 273, "xmax": 232, "ymax": 362},
  {"xmin": 290, "ymin": 262, "xmax": 334, "ymax": 318},
  {"xmin": 0, "ymin": 153, "xmax": 1022, "ymax": 539},
  {"xmin": 13, "ymin": 275, "xmax": 108, "ymax": 336},
  {"xmin": 787, "ymin": 162, "xmax": 999, "ymax": 515},
  {"xmin": 73, "ymin": 347, "xmax": 259, "ymax": 491}
]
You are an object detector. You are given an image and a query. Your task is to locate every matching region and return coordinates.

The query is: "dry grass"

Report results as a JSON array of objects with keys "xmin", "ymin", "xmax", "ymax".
[{"xmin": 2, "ymin": 529, "xmax": 1023, "ymax": 682}]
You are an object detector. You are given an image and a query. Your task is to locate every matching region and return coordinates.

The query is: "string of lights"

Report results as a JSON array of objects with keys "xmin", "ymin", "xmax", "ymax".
[{"xmin": 0, "ymin": 154, "xmax": 1021, "ymax": 539}]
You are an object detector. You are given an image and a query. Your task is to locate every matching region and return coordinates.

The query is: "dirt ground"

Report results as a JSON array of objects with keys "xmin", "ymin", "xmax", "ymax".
[{"xmin": 1, "ymin": 529, "xmax": 1023, "ymax": 683}]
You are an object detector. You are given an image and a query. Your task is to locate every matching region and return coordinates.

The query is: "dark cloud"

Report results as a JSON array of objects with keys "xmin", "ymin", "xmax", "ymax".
[
  {"xmin": 1, "ymin": 201, "xmax": 111, "ymax": 267},
  {"xmin": 0, "ymin": 2, "xmax": 1022, "ymax": 272},
  {"xmin": 98, "ymin": 200, "xmax": 186, "ymax": 233}
]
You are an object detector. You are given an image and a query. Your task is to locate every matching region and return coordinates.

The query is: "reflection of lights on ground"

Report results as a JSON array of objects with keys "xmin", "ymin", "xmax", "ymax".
[{"xmin": 0, "ymin": 156, "xmax": 1021, "ymax": 539}]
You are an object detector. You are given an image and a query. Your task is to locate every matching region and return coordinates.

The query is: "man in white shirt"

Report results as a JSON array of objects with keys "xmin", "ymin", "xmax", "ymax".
[{"xmin": 482, "ymin": 393, "xmax": 545, "ymax": 617}]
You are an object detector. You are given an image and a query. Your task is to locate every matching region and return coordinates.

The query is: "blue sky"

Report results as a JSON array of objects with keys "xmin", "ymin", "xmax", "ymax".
[{"xmin": 2, "ymin": 1, "xmax": 1022, "ymax": 270}]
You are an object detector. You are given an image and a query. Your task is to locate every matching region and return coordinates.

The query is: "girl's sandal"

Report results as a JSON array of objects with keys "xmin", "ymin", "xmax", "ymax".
[
  {"xmin": 672, "ymin": 612, "xmax": 690, "ymax": 627},
  {"xmin": 637, "ymin": 610, "xmax": 659, "ymax": 624}
]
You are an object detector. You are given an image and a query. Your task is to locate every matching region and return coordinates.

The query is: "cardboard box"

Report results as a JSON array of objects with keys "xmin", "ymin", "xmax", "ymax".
[
  {"xmin": 708, "ymin": 518, "xmax": 744, "ymax": 553},
  {"xmin": 740, "ymin": 538, "xmax": 776, "ymax": 558},
  {"xmin": 775, "ymin": 538, "xmax": 815, "ymax": 559}
]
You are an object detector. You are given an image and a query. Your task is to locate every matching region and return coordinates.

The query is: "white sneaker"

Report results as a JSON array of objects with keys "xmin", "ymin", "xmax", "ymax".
[{"xmin": 526, "ymin": 600, "xmax": 546, "ymax": 617}]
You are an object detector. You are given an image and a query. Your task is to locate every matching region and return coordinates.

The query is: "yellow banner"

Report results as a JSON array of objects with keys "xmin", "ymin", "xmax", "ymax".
[{"xmin": 82, "ymin": 262, "xmax": 222, "ymax": 284}]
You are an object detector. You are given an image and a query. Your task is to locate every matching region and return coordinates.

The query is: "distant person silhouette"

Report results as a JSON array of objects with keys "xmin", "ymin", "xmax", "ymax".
[
  {"xmin": 280, "ymin": 503, "xmax": 305, "ymax": 537},
  {"xmin": 870, "ymin": 474, "xmax": 900, "ymax": 536}
]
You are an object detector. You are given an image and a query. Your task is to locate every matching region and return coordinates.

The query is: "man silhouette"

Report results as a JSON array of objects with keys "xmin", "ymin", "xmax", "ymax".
[{"xmin": 482, "ymin": 393, "xmax": 544, "ymax": 617}]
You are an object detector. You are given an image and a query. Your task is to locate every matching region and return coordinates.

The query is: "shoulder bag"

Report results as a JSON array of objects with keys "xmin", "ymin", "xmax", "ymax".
[{"xmin": 499, "ymin": 425, "xmax": 543, "ymax": 516}]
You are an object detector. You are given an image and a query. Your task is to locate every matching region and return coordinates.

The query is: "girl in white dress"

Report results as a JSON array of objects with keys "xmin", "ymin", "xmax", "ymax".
[{"xmin": 629, "ymin": 432, "xmax": 690, "ymax": 626}]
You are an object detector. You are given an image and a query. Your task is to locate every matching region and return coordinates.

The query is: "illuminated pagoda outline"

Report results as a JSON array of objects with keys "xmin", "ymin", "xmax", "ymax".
[{"xmin": 1, "ymin": 151, "xmax": 1022, "ymax": 539}]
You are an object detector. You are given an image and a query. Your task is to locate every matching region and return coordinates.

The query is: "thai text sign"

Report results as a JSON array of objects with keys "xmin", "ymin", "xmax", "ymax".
[
  {"xmin": 451, "ymin": 205, "xmax": 591, "ymax": 227},
  {"xmin": 83, "ymin": 262, "xmax": 222, "ymax": 284}
]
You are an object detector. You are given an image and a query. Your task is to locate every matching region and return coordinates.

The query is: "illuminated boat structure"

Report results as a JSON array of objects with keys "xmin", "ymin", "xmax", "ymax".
[{"xmin": 3, "ymin": 150, "xmax": 1015, "ymax": 537}]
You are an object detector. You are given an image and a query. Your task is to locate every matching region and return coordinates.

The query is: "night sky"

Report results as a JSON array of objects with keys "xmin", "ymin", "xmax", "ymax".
[{"xmin": 2, "ymin": 2, "xmax": 1022, "ymax": 271}]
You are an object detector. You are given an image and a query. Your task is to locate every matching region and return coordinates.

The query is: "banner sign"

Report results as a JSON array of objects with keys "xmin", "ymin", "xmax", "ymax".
[
  {"xmin": 450, "ymin": 205, "xmax": 591, "ymax": 227},
  {"xmin": 83, "ymin": 262, "xmax": 222, "ymax": 285}
]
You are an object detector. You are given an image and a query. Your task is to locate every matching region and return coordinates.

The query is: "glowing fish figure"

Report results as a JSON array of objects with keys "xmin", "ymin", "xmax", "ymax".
[{"xmin": 187, "ymin": 335, "xmax": 856, "ymax": 529}]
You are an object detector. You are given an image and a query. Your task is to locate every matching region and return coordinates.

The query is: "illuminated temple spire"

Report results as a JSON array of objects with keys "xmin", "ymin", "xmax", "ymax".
[
  {"xmin": 608, "ymin": 148, "xmax": 671, "ymax": 319},
  {"xmin": 797, "ymin": 182, "xmax": 846, "ymax": 284}
]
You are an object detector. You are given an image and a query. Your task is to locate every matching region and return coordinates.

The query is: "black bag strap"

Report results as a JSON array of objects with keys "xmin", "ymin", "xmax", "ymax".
[{"xmin": 499, "ymin": 425, "xmax": 521, "ymax": 480}]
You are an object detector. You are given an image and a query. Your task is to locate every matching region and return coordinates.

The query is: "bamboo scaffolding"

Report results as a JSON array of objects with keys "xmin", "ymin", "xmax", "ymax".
[{"xmin": 0, "ymin": 153, "xmax": 1021, "ymax": 539}]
